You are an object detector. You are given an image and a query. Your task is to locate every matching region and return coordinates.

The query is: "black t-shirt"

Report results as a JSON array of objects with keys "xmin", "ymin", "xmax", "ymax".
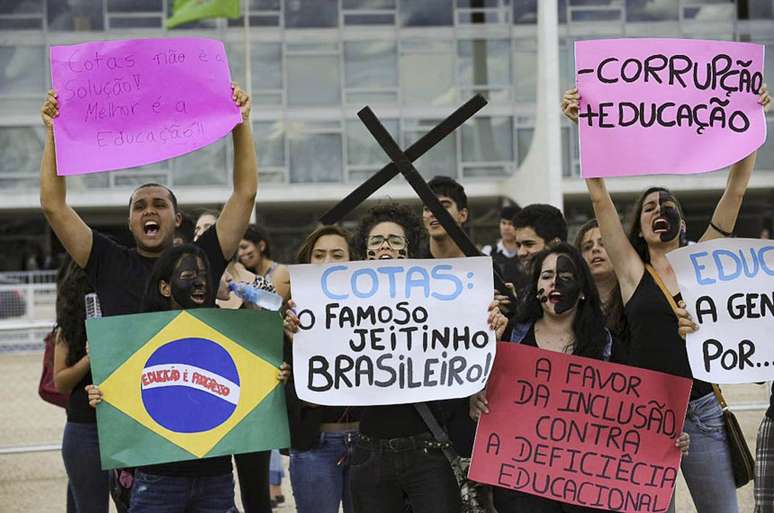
[
  {"xmin": 624, "ymin": 271, "xmax": 713, "ymax": 400},
  {"xmin": 85, "ymin": 227, "xmax": 232, "ymax": 477},
  {"xmin": 66, "ymin": 370, "xmax": 96, "ymax": 423},
  {"xmin": 768, "ymin": 391, "xmax": 774, "ymax": 421}
]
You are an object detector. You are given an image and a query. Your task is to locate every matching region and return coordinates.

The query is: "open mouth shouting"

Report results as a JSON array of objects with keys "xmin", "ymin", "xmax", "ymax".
[
  {"xmin": 590, "ymin": 255, "xmax": 606, "ymax": 266},
  {"xmin": 189, "ymin": 287, "xmax": 207, "ymax": 305},
  {"xmin": 144, "ymin": 220, "xmax": 161, "ymax": 237},
  {"xmin": 547, "ymin": 290, "xmax": 563, "ymax": 305},
  {"xmin": 652, "ymin": 217, "xmax": 670, "ymax": 234}
]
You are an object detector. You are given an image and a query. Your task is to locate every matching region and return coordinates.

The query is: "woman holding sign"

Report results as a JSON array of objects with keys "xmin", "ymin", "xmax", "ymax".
[
  {"xmin": 87, "ymin": 244, "xmax": 289, "ymax": 513},
  {"xmin": 470, "ymin": 243, "xmax": 690, "ymax": 512},
  {"xmin": 562, "ymin": 85, "xmax": 771, "ymax": 513},
  {"xmin": 343, "ymin": 203, "xmax": 507, "ymax": 513},
  {"xmin": 284, "ymin": 225, "xmax": 362, "ymax": 513}
]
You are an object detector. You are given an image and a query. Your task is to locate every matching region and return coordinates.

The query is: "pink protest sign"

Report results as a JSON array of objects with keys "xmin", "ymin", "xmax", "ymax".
[
  {"xmin": 50, "ymin": 38, "xmax": 241, "ymax": 176},
  {"xmin": 469, "ymin": 343, "xmax": 692, "ymax": 513},
  {"xmin": 575, "ymin": 38, "xmax": 766, "ymax": 178}
]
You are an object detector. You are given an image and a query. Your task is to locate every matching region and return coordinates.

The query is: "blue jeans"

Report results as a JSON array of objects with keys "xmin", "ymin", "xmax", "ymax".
[
  {"xmin": 680, "ymin": 392, "xmax": 739, "ymax": 513},
  {"xmin": 269, "ymin": 450, "xmax": 284, "ymax": 487},
  {"xmin": 61, "ymin": 422, "xmax": 109, "ymax": 513},
  {"xmin": 129, "ymin": 471, "xmax": 234, "ymax": 513},
  {"xmin": 289, "ymin": 431, "xmax": 357, "ymax": 513}
]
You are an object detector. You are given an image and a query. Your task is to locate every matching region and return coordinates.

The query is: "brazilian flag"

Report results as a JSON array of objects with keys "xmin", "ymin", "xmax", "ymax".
[
  {"xmin": 167, "ymin": 0, "xmax": 240, "ymax": 29},
  {"xmin": 87, "ymin": 308, "xmax": 289, "ymax": 469}
]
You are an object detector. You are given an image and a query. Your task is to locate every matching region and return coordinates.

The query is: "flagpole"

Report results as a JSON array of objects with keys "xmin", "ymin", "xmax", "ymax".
[
  {"xmin": 242, "ymin": 0, "xmax": 257, "ymax": 224},
  {"xmin": 243, "ymin": 0, "xmax": 252, "ymax": 100}
]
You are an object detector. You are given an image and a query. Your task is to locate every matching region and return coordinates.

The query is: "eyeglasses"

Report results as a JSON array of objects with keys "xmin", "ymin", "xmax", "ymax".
[{"xmin": 367, "ymin": 234, "xmax": 407, "ymax": 250}]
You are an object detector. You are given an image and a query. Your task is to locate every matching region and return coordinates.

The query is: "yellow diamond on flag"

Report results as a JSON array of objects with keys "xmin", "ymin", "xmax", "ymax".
[{"xmin": 99, "ymin": 311, "xmax": 279, "ymax": 458}]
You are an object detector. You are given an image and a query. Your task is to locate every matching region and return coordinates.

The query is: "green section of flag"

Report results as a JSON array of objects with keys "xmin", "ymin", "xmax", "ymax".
[
  {"xmin": 87, "ymin": 310, "xmax": 178, "ymax": 384},
  {"xmin": 189, "ymin": 308, "xmax": 284, "ymax": 366},
  {"xmin": 167, "ymin": 0, "xmax": 240, "ymax": 29}
]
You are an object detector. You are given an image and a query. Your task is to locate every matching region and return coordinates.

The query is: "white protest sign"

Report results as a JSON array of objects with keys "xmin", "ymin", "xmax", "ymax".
[
  {"xmin": 667, "ymin": 238, "xmax": 774, "ymax": 383},
  {"xmin": 289, "ymin": 257, "xmax": 496, "ymax": 405}
]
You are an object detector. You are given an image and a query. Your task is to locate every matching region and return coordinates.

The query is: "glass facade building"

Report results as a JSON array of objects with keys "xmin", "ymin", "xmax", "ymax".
[{"xmin": 0, "ymin": 0, "xmax": 773, "ymax": 266}]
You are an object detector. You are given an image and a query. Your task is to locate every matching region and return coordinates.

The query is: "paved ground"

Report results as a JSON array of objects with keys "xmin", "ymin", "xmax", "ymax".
[{"xmin": 1, "ymin": 352, "xmax": 768, "ymax": 513}]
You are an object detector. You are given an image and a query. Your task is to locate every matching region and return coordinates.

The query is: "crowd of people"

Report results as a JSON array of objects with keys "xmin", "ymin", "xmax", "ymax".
[{"xmin": 41, "ymin": 78, "xmax": 773, "ymax": 513}]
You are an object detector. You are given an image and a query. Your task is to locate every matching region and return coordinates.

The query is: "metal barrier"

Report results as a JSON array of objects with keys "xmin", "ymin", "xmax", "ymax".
[{"xmin": 0, "ymin": 273, "xmax": 57, "ymax": 336}]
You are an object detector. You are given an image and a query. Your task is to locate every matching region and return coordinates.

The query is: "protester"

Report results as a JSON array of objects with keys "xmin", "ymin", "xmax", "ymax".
[
  {"xmin": 470, "ymin": 243, "xmax": 690, "ymax": 512},
  {"xmin": 562, "ymin": 84, "xmax": 771, "ymax": 513},
  {"xmin": 481, "ymin": 205, "xmax": 523, "ymax": 287},
  {"xmin": 239, "ymin": 224, "xmax": 291, "ymax": 302},
  {"xmin": 346, "ymin": 203, "xmax": 507, "ymax": 513},
  {"xmin": 53, "ymin": 257, "xmax": 108, "ymax": 513},
  {"xmin": 173, "ymin": 211, "xmax": 196, "ymax": 246},
  {"xmin": 40, "ymin": 83, "xmax": 258, "ymax": 512},
  {"xmin": 512, "ymin": 204, "xmax": 568, "ymax": 274},
  {"xmin": 284, "ymin": 225, "xmax": 360, "ymax": 513},
  {"xmin": 87, "ymin": 244, "xmax": 289, "ymax": 512},
  {"xmin": 194, "ymin": 210, "xmax": 220, "ymax": 242},
  {"xmin": 573, "ymin": 219, "xmax": 627, "ymax": 361}
]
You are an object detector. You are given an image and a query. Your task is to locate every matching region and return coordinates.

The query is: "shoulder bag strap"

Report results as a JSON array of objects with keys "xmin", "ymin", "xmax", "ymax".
[
  {"xmin": 414, "ymin": 403, "xmax": 460, "ymax": 464},
  {"xmin": 645, "ymin": 264, "xmax": 727, "ymax": 409}
]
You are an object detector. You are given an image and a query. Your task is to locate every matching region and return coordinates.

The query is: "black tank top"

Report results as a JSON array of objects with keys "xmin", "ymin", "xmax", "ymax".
[
  {"xmin": 624, "ymin": 271, "xmax": 712, "ymax": 400},
  {"xmin": 66, "ymin": 370, "xmax": 96, "ymax": 423}
]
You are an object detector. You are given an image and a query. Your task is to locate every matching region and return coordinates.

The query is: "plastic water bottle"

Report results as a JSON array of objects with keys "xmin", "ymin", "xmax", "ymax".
[
  {"xmin": 228, "ymin": 282, "xmax": 283, "ymax": 311},
  {"xmin": 84, "ymin": 292, "xmax": 102, "ymax": 320}
]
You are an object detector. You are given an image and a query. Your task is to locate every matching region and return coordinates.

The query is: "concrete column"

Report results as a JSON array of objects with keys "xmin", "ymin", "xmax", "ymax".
[{"xmin": 502, "ymin": 0, "xmax": 563, "ymax": 210}]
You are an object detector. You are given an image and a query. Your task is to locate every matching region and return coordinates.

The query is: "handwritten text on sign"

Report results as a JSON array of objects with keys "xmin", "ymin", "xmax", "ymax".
[
  {"xmin": 575, "ymin": 38, "xmax": 766, "ymax": 178},
  {"xmin": 469, "ymin": 344, "xmax": 691, "ymax": 513},
  {"xmin": 50, "ymin": 38, "xmax": 242, "ymax": 175},
  {"xmin": 667, "ymin": 239, "xmax": 774, "ymax": 383},
  {"xmin": 289, "ymin": 257, "xmax": 495, "ymax": 406}
]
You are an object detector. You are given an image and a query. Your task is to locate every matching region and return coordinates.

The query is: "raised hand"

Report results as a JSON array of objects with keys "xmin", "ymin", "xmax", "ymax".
[
  {"xmin": 231, "ymin": 83, "xmax": 251, "ymax": 124},
  {"xmin": 41, "ymin": 90, "xmax": 59, "ymax": 129},
  {"xmin": 561, "ymin": 87, "xmax": 579, "ymax": 124}
]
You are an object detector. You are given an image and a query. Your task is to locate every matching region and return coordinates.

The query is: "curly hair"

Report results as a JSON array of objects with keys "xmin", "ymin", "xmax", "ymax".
[
  {"xmin": 55, "ymin": 257, "xmax": 93, "ymax": 367},
  {"xmin": 354, "ymin": 203, "xmax": 425, "ymax": 259},
  {"xmin": 516, "ymin": 242, "xmax": 608, "ymax": 359}
]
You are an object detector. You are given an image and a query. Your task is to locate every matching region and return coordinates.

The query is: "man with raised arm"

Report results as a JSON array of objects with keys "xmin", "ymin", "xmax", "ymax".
[{"xmin": 39, "ymin": 84, "xmax": 258, "ymax": 317}]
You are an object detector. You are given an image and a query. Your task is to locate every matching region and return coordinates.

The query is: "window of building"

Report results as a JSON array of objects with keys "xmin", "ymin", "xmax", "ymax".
[
  {"xmin": 400, "ymin": 0, "xmax": 453, "ymax": 26},
  {"xmin": 228, "ymin": 0, "xmax": 282, "ymax": 27},
  {"xmin": 285, "ymin": 0, "xmax": 338, "ymax": 28},
  {"xmin": 458, "ymin": 39, "xmax": 511, "ymax": 102},
  {"xmin": 0, "ymin": 46, "xmax": 45, "ymax": 96},
  {"xmin": 513, "ymin": 0, "xmax": 537, "ymax": 24},
  {"xmin": 625, "ymin": 0, "xmax": 678, "ymax": 22},
  {"xmin": 228, "ymin": 42, "xmax": 284, "ymax": 106},
  {"xmin": 254, "ymin": 120, "xmax": 287, "ymax": 183},
  {"xmin": 344, "ymin": 40, "xmax": 398, "ymax": 105},
  {"xmin": 513, "ymin": 39, "xmax": 537, "ymax": 102},
  {"xmin": 286, "ymin": 43, "xmax": 341, "ymax": 106},
  {"xmin": 171, "ymin": 139, "xmax": 228, "ymax": 186},
  {"xmin": 341, "ymin": 0, "xmax": 396, "ymax": 25},
  {"xmin": 403, "ymin": 118, "xmax": 458, "ymax": 180},
  {"xmin": 0, "ymin": 127, "xmax": 44, "ymax": 179},
  {"xmin": 289, "ymin": 122, "xmax": 343, "ymax": 183},
  {"xmin": 748, "ymin": 0, "xmax": 774, "ymax": 19},
  {"xmin": 0, "ymin": 0, "xmax": 43, "ymax": 29},
  {"xmin": 455, "ymin": 0, "xmax": 510, "ymax": 25},
  {"xmin": 106, "ymin": 0, "xmax": 163, "ymax": 29},
  {"xmin": 400, "ymin": 40, "xmax": 456, "ymax": 105},
  {"xmin": 461, "ymin": 116, "xmax": 514, "ymax": 178},
  {"xmin": 47, "ymin": 0, "xmax": 104, "ymax": 31},
  {"xmin": 346, "ymin": 118, "xmax": 398, "ymax": 181}
]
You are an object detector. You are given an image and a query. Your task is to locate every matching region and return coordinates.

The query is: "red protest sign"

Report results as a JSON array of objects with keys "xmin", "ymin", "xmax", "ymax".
[{"xmin": 469, "ymin": 343, "xmax": 692, "ymax": 513}]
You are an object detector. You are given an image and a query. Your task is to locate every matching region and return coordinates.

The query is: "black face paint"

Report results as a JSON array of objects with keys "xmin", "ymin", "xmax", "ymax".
[
  {"xmin": 553, "ymin": 255, "xmax": 581, "ymax": 315},
  {"xmin": 365, "ymin": 248, "xmax": 408, "ymax": 260},
  {"xmin": 654, "ymin": 191, "xmax": 681, "ymax": 242},
  {"xmin": 170, "ymin": 255, "xmax": 207, "ymax": 309}
]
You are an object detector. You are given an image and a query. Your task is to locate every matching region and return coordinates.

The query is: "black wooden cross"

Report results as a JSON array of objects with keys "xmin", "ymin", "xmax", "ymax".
[{"xmin": 320, "ymin": 95, "xmax": 515, "ymax": 300}]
